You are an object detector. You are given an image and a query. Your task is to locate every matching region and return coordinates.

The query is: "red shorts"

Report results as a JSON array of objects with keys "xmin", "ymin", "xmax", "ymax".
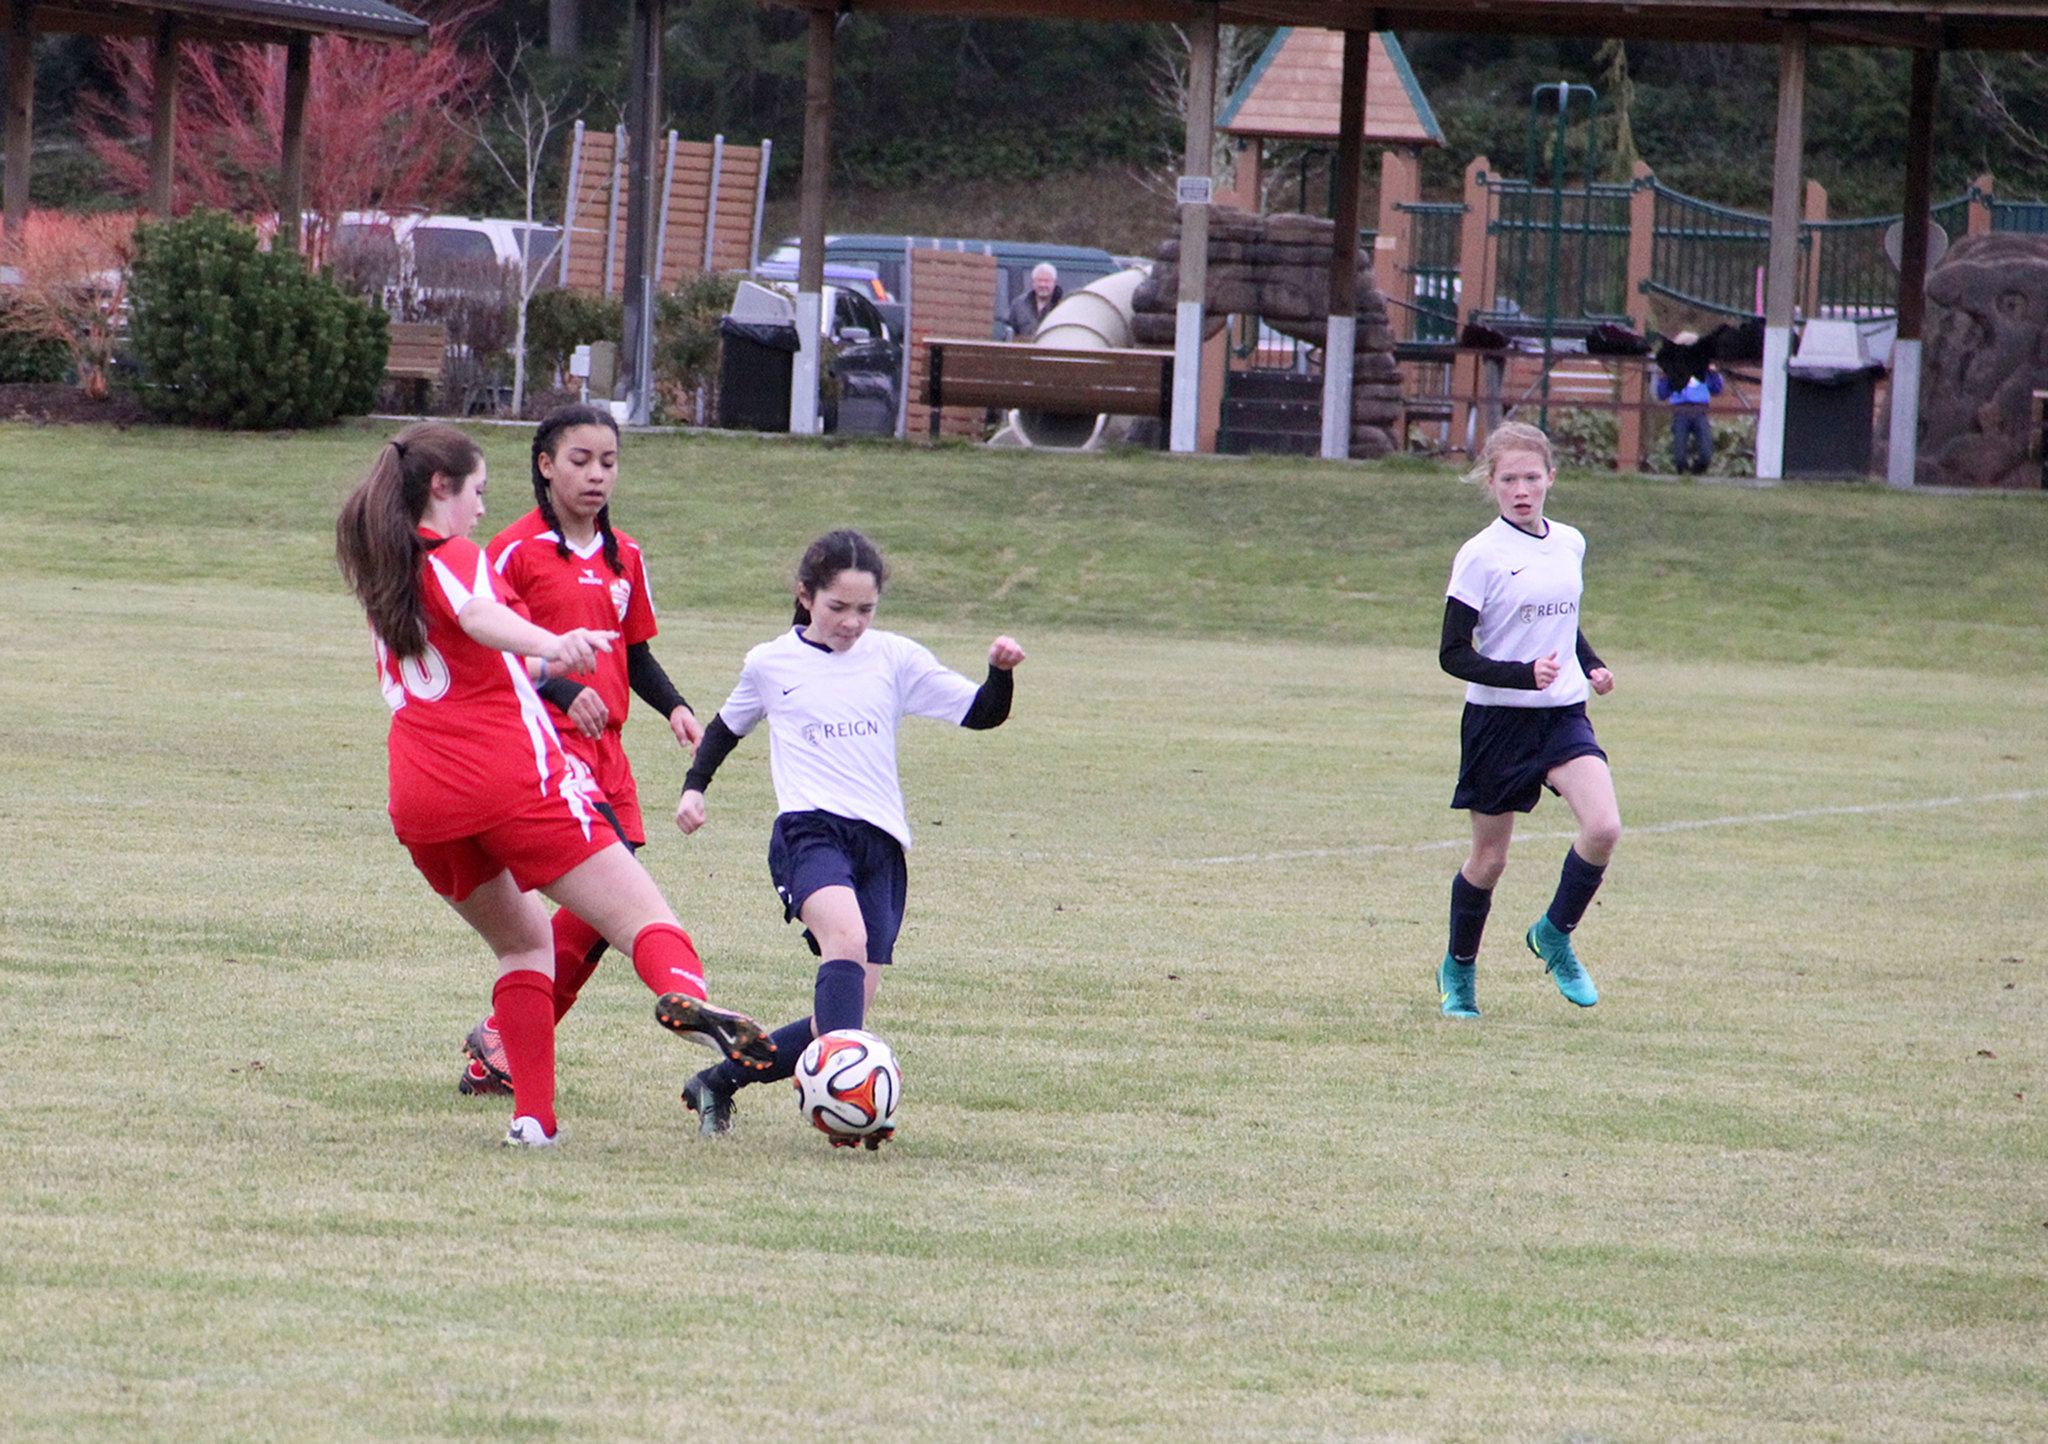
[
  {"xmin": 402, "ymin": 770, "xmax": 616, "ymax": 902},
  {"xmin": 572, "ymin": 727, "xmax": 644, "ymax": 845}
]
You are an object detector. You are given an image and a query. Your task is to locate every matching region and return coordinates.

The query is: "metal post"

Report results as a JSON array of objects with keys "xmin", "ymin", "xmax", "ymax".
[
  {"xmin": 1887, "ymin": 45, "xmax": 1938, "ymax": 489},
  {"xmin": 1321, "ymin": 28, "xmax": 1369, "ymax": 461},
  {"xmin": 557, "ymin": 120, "xmax": 584, "ymax": 287},
  {"xmin": 1756, "ymin": 23, "xmax": 1808, "ymax": 481},
  {"xmin": 653, "ymin": 129, "xmax": 677, "ymax": 289},
  {"xmin": 1171, "ymin": 6, "xmax": 1217, "ymax": 454},
  {"xmin": 277, "ymin": 36, "xmax": 312, "ymax": 254},
  {"xmin": 148, "ymin": 17, "xmax": 180, "ymax": 218},
  {"xmin": 791, "ymin": 9, "xmax": 835, "ymax": 436},
  {"xmin": 704, "ymin": 133, "xmax": 724, "ymax": 271},
  {"xmin": 620, "ymin": 0, "xmax": 663, "ymax": 423},
  {"xmin": 3, "ymin": 3, "xmax": 33, "ymax": 250},
  {"xmin": 748, "ymin": 138, "xmax": 771, "ymax": 275}
]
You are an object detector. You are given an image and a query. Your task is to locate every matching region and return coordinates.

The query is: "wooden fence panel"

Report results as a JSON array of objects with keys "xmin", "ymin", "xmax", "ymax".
[{"xmin": 909, "ymin": 250, "xmax": 999, "ymax": 441}]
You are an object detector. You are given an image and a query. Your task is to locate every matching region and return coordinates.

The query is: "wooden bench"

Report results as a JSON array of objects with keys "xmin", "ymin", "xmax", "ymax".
[
  {"xmin": 385, "ymin": 321, "xmax": 448, "ymax": 413},
  {"xmin": 924, "ymin": 338, "xmax": 1173, "ymax": 442}
]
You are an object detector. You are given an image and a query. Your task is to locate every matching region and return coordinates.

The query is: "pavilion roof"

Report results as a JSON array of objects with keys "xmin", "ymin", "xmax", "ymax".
[
  {"xmin": 19, "ymin": 0, "xmax": 427, "ymax": 44},
  {"xmin": 768, "ymin": 0, "xmax": 2045, "ymax": 53},
  {"xmin": 1219, "ymin": 29, "xmax": 1444, "ymax": 146}
]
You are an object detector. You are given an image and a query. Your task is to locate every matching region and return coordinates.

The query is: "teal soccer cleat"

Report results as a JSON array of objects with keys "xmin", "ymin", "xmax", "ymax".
[
  {"xmin": 1437, "ymin": 954, "xmax": 1480, "ymax": 1018},
  {"xmin": 1526, "ymin": 917, "xmax": 1598, "ymax": 1007}
]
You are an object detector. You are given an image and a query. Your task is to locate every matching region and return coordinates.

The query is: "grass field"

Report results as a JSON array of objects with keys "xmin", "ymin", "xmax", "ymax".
[{"xmin": 3, "ymin": 423, "xmax": 2044, "ymax": 1442}]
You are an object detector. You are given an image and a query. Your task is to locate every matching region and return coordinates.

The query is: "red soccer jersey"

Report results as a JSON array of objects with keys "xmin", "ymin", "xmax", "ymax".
[
  {"xmin": 377, "ymin": 530, "xmax": 586, "ymax": 844},
  {"xmin": 488, "ymin": 510, "xmax": 661, "ymax": 740}
]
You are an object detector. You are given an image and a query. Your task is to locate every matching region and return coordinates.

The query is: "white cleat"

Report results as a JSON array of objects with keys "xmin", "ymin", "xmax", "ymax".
[{"xmin": 503, "ymin": 1116, "xmax": 558, "ymax": 1148}]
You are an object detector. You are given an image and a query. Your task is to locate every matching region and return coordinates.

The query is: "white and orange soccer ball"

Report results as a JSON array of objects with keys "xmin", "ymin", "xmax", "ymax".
[{"xmin": 792, "ymin": 1029, "xmax": 900, "ymax": 1147}]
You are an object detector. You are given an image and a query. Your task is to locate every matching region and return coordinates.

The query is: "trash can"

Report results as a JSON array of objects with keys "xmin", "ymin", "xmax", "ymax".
[
  {"xmin": 716, "ymin": 317, "xmax": 800, "ymax": 432},
  {"xmin": 1783, "ymin": 320, "xmax": 1883, "ymax": 478}
]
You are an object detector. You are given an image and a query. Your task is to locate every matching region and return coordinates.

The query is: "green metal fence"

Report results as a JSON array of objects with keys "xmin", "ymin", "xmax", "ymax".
[
  {"xmin": 1991, "ymin": 199, "xmax": 2048, "ymax": 233},
  {"xmin": 1485, "ymin": 178, "xmax": 1633, "ymax": 326},
  {"xmin": 1396, "ymin": 201, "xmax": 1465, "ymax": 341},
  {"xmin": 1643, "ymin": 182, "xmax": 1775, "ymax": 319}
]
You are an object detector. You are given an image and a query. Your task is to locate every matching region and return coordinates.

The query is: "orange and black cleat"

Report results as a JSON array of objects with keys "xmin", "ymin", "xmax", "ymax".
[{"xmin": 654, "ymin": 994, "xmax": 778, "ymax": 1070}]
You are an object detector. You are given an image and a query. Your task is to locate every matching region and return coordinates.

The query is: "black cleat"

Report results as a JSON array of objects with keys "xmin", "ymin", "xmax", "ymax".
[
  {"xmin": 681, "ymin": 1069, "xmax": 736, "ymax": 1138},
  {"xmin": 654, "ymin": 993, "xmax": 778, "ymax": 1071},
  {"xmin": 829, "ymin": 1126, "xmax": 895, "ymax": 1152}
]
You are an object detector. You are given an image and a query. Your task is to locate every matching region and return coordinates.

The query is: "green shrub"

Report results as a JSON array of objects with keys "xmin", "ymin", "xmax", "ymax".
[
  {"xmin": 0, "ymin": 312, "xmax": 71, "ymax": 384},
  {"xmin": 524, "ymin": 288, "xmax": 621, "ymax": 384},
  {"xmin": 127, "ymin": 210, "xmax": 387, "ymax": 428},
  {"xmin": 1547, "ymin": 407, "xmax": 1620, "ymax": 470}
]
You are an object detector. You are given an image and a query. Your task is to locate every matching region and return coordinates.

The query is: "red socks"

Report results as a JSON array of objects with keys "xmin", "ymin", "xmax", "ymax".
[
  {"xmin": 630, "ymin": 922, "xmax": 706, "ymax": 1001},
  {"xmin": 550, "ymin": 908, "xmax": 608, "ymax": 1022},
  {"xmin": 491, "ymin": 969, "xmax": 557, "ymax": 1137}
]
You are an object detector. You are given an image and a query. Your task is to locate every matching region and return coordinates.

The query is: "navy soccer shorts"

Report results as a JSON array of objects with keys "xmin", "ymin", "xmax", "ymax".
[
  {"xmin": 767, "ymin": 810, "xmax": 909, "ymax": 964},
  {"xmin": 1452, "ymin": 702, "xmax": 1608, "ymax": 815}
]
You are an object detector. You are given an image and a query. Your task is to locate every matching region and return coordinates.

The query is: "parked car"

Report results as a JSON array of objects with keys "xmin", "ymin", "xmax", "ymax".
[
  {"xmin": 761, "ymin": 234, "xmax": 1122, "ymax": 339},
  {"xmin": 329, "ymin": 212, "xmax": 563, "ymax": 301}
]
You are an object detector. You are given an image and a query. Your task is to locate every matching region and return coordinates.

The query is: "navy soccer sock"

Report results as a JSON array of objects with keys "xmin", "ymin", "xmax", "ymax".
[
  {"xmin": 713, "ymin": 1017, "xmax": 816, "ymax": 1092},
  {"xmin": 812, "ymin": 958, "xmax": 867, "ymax": 1033},
  {"xmin": 1448, "ymin": 872, "xmax": 1492, "ymax": 963},
  {"xmin": 1545, "ymin": 847, "xmax": 1607, "ymax": 934}
]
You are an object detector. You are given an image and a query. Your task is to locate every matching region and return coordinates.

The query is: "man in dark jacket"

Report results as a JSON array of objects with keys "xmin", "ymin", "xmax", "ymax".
[{"xmin": 1006, "ymin": 263, "xmax": 1062, "ymax": 339}]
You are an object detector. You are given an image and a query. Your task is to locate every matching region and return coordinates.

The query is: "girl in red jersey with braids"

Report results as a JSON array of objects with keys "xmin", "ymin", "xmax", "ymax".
[
  {"xmin": 452, "ymin": 404, "xmax": 712, "ymax": 1097},
  {"xmin": 336, "ymin": 421, "xmax": 774, "ymax": 1148}
]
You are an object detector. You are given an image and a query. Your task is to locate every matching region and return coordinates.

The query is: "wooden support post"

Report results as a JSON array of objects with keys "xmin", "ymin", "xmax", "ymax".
[
  {"xmin": 1968, "ymin": 172, "xmax": 1993, "ymax": 236},
  {"xmin": 1449, "ymin": 155, "xmax": 1492, "ymax": 455},
  {"xmin": 4, "ymin": 2, "xmax": 35, "ymax": 251},
  {"xmin": 1170, "ymin": 6, "xmax": 1217, "ymax": 454},
  {"xmin": 1200, "ymin": 138, "xmax": 1259, "ymax": 453},
  {"xmin": 149, "ymin": 17, "xmax": 180, "ymax": 219},
  {"xmin": 277, "ymin": 34, "xmax": 311, "ymax": 255},
  {"xmin": 1320, "ymin": 26, "xmax": 1369, "ymax": 461},
  {"xmin": 791, "ymin": 6, "xmax": 834, "ymax": 436},
  {"xmin": 1887, "ymin": 45, "xmax": 1939, "ymax": 489},
  {"xmin": 1618, "ymin": 158, "xmax": 1655, "ymax": 472},
  {"xmin": 1756, "ymin": 23, "xmax": 1808, "ymax": 482},
  {"xmin": 549, "ymin": 0, "xmax": 580, "ymax": 56},
  {"xmin": 1373, "ymin": 148, "xmax": 1419, "ymax": 342},
  {"xmin": 620, "ymin": 0, "xmax": 664, "ymax": 424},
  {"xmin": 1800, "ymin": 178, "xmax": 1827, "ymax": 320}
]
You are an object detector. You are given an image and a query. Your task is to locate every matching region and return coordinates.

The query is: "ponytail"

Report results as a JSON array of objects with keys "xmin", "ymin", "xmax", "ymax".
[{"xmin": 336, "ymin": 422, "xmax": 483, "ymax": 657}]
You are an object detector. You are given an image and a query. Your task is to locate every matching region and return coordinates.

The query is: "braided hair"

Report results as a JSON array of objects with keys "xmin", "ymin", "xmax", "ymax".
[{"xmin": 531, "ymin": 403, "xmax": 624, "ymax": 575}]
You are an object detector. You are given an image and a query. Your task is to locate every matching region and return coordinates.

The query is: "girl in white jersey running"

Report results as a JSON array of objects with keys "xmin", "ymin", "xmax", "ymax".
[
  {"xmin": 673, "ymin": 529, "xmax": 1025, "ymax": 1142},
  {"xmin": 1436, "ymin": 421, "xmax": 1621, "ymax": 1020}
]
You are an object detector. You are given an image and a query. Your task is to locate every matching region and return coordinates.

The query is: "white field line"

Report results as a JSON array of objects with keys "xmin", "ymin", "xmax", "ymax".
[{"xmin": 1181, "ymin": 788, "xmax": 2048, "ymax": 868}]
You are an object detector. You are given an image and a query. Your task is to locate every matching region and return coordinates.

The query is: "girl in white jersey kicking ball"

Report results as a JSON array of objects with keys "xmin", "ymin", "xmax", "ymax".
[
  {"xmin": 674, "ymin": 529, "xmax": 1025, "ymax": 1141},
  {"xmin": 1437, "ymin": 421, "xmax": 1621, "ymax": 1019}
]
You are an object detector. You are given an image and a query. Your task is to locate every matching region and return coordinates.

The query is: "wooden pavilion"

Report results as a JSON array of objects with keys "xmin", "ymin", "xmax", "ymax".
[
  {"xmin": 2, "ymin": 0, "xmax": 427, "ymax": 250},
  {"xmin": 702, "ymin": 0, "xmax": 2047, "ymax": 484}
]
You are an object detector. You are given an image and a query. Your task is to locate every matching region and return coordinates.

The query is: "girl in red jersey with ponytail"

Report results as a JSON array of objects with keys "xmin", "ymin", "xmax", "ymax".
[{"xmin": 336, "ymin": 421, "xmax": 773, "ymax": 1148}]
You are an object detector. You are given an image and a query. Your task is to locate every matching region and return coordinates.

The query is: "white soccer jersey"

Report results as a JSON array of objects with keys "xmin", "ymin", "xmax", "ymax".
[
  {"xmin": 716, "ymin": 627, "xmax": 982, "ymax": 850},
  {"xmin": 1445, "ymin": 515, "xmax": 1591, "ymax": 708}
]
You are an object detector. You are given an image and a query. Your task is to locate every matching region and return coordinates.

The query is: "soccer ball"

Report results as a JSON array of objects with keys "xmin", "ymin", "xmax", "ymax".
[{"xmin": 792, "ymin": 1029, "xmax": 900, "ymax": 1147}]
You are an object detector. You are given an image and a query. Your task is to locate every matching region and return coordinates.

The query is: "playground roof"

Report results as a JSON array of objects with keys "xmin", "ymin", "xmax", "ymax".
[
  {"xmin": 1219, "ymin": 30, "xmax": 1444, "ymax": 147},
  {"xmin": 18, "ymin": 0, "xmax": 427, "ymax": 44},
  {"xmin": 770, "ymin": 0, "xmax": 2043, "ymax": 53}
]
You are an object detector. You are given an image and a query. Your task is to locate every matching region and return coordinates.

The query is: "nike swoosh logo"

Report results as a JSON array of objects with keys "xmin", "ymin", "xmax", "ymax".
[
  {"xmin": 1510, "ymin": 568, "xmax": 1526, "ymax": 575},
  {"xmin": 781, "ymin": 685, "xmax": 802, "ymax": 695}
]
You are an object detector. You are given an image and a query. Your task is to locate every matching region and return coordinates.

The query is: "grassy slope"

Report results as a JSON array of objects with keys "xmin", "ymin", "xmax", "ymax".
[{"xmin": 2, "ymin": 423, "xmax": 2043, "ymax": 1442}]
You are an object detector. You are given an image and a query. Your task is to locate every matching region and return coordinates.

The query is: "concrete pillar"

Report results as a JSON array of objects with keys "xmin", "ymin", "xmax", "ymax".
[
  {"xmin": 1170, "ymin": 9, "xmax": 1217, "ymax": 453},
  {"xmin": 1756, "ymin": 23, "xmax": 1808, "ymax": 482},
  {"xmin": 791, "ymin": 8, "xmax": 834, "ymax": 436},
  {"xmin": 1320, "ymin": 27, "xmax": 1370, "ymax": 461},
  {"xmin": 1887, "ymin": 45, "xmax": 1939, "ymax": 489}
]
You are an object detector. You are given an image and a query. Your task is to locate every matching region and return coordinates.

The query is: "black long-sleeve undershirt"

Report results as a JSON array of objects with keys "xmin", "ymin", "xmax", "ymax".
[
  {"xmin": 684, "ymin": 715, "xmax": 741, "ymax": 794},
  {"xmin": 960, "ymin": 664, "xmax": 1014, "ymax": 730},
  {"xmin": 534, "ymin": 643, "xmax": 691, "ymax": 721},
  {"xmin": 1439, "ymin": 598, "xmax": 1603, "ymax": 690}
]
